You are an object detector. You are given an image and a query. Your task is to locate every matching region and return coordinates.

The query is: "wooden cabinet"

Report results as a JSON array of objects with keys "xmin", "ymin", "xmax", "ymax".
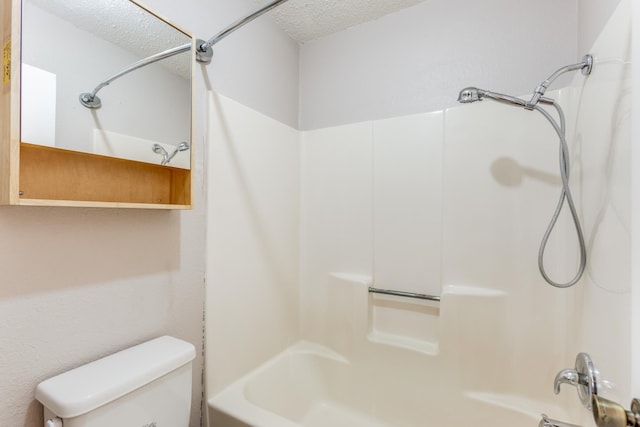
[{"xmin": 1, "ymin": 0, "xmax": 193, "ymax": 209}]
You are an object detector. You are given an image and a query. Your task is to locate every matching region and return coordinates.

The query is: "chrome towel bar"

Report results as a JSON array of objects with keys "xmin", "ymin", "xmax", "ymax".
[{"xmin": 368, "ymin": 287, "xmax": 440, "ymax": 302}]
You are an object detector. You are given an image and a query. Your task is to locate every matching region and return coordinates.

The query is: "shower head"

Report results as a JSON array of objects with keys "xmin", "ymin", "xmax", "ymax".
[
  {"xmin": 458, "ymin": 56, "xmax": 593, "ymax": 110},
  {"xmin": 159, "ymin": 142, "xmax": 191, "ymax": 166},
  {"xmin": 457, "ymin": 87, "xmax": 557, "ymax": 109},
  {"xmin": 457, "ymin": 87, "xmax": 484, "ymax": 103},
  {"xmin": 457, "ymin": 87, "xmax": 528, "ymax": 107},
  {"xmin": 152, "ymin": 144, "xmax": 168, "ymax": 156}
]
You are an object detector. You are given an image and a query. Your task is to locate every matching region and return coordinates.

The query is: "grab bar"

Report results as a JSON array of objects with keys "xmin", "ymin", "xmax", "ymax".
[
  {"xmin": 368, "ymin": 287, "xmax": 440, "ymax": 302},
  {"xmin": 539, "ymin": 414, "xmax": 583, "ymax": 427}
]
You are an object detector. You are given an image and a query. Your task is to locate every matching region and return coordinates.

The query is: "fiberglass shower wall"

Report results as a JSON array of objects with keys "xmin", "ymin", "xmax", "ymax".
[
  {"xmin": 298, "ymin": 94, "xmax": 571, "ymax": 391},
  {"xmin": 300, "ymin": 1, "xmax": 632, "ymax": 422},
  {"xmin": 206, "ymin": 92, "xmax": 301, "ymax": 396},
  {"xmin": 566, "ymin": 0, "xmax": 632, "ymax": 419}
]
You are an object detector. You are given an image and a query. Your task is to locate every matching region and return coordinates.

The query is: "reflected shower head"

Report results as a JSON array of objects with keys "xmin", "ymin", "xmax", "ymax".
[
  {"xmin": 152, "ymin": 143, "xmax": 168, "ymax": 156},
  {"xmin": 158, "ymin": 142, "xmax": 191, "ymax": 166}
]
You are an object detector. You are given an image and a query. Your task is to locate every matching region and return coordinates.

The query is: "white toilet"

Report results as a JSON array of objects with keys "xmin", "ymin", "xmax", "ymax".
[{"xmin": 35, "ymin": 336, "xmax": 196, "ymax": 427}]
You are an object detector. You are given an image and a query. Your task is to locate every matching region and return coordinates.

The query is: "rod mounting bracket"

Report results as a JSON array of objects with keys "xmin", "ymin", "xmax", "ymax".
[
  {"xmin": 195, "ymin": 39, "xmax": 213, "ymax": 64},
  {"xmin": 581, "ymin": 54, "xmax": 594, "ymax": 76},
  {"xmin": 79, "ymin": 93, "xmax": 101, "ymax": 109}
]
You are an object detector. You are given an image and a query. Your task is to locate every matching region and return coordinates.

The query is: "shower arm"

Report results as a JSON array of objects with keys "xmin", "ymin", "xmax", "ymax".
[
  {"xmin": 79, "ymin": 42, "xmax": 192, "ymax": 109},
  {"xmin": 526, "ymin": 55, "xmax": 593, "ymax": 109},
  {"xmin": 196, "ymin": 0, "xmax": 291, "ymax": 63}
]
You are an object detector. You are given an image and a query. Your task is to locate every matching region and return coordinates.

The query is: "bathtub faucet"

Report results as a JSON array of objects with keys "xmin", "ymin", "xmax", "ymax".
[
  {"xmin": 554, "ymin": 353, "xmax": 599, "ymax": 409},
  {"xmin": 539, "ymin": 414, "xmax": 583, "ymax": 427},
  {"xmin": 554, "ymin": 369, "xmax": 589, "ymax": 394}
]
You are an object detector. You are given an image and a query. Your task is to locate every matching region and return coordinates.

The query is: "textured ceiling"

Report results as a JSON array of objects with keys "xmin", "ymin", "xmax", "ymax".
[
  {"xmin": 28, "ymin": 0, "xmax": 430, "ymax": 69},
  {"xmin": 250, "ymin": 0, "xmax": 429, "ymax": 42}
]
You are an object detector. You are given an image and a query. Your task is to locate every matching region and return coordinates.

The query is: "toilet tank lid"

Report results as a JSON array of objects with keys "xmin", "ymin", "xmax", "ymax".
[{"xmin": 35, "ymin": 336, "xmax": 196, "ymax": 419}]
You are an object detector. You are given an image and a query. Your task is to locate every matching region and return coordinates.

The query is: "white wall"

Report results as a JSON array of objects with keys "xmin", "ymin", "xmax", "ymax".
[
  {"xmin": 299, "ymin": 0, "xmax": 578, "ymax": 130},
  {"xmin": 578, "ymin": 0, "xmax": 622, "ymax": 56},
  {"xmin": 0, "ymin": 208, "xmax": 207, "ymax": 427},
  {"xmin": 0, "ymin": 0, "xmax": 299, "ymax": 426}
]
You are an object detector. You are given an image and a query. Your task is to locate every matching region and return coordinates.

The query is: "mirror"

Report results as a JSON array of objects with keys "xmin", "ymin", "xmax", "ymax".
[{"xmin": 20, "ymin": 0, "xmax": 192, "ymax": 169}]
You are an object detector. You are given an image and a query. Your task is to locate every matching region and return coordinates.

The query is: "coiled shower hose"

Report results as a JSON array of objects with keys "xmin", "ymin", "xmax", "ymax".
[{"xmin": 532, "ymin": 102, "xmax": 586, "ymax": 288}]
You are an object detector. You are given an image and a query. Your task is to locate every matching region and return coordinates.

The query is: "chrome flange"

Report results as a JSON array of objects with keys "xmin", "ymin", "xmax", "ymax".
[
  {"xmin": 79, "ymin": 93, "xmax": 101, "ymax": 109},
  {"xmin": 576, "ymin": 352, "xmax": 598, "ymax": 409},
  {"xmin": 581, "ymin": 54, "xmax": 594, "ymax": 76}
]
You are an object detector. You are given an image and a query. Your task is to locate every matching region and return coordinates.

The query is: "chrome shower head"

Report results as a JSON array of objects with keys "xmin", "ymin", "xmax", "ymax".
[
  {"xmin": 457, "ymin": 87, "xmax": 536, "ymax": 108},
  {"xmin": 157, "ymin": 142, "xmax": 191, "ymax": 166},
  {"xmin": 457, "ymin": 87, "xmax": 485, "ymax": 103},
  {"xmin": 152, "ymin": 144, "xmax": 168, "ymax": 156}
]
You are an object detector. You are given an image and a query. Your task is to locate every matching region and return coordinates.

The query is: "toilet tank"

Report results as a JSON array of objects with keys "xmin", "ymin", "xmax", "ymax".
[{"xmin": 35, "ymin": 336, "xmax": 196, "ymax": 427}]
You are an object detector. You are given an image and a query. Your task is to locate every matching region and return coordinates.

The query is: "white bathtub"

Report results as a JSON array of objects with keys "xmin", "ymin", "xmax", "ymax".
[{"xmin": 208, "ymin": 340, "xmax": 567, "ymax": 427}]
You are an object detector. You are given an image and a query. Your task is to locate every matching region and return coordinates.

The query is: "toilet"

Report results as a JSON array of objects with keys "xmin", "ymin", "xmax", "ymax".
[{"xmin": 35, "ymin": 336, "xmax": 196, "ymax": 427}]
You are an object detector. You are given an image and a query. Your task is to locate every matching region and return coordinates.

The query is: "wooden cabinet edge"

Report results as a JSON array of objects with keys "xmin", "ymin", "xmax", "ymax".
[
  {"xmin": 17, "ymin": 199, "xmax": 192, "ymax": 209},
  {"xmin": 0, "ymin": 0, "xmax": 22, "ymax": 206}
]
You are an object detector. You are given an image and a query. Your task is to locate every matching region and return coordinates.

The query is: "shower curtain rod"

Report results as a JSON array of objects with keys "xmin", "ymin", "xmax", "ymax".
[
  {"xmin": 195, "ymin": 0, "xmax": 291, "ymax": 63},
  {"xmin": 79, "ymin": 42, "xmax": 191, "ymax": 108},
  {"xmin": 79, "ymin": 0, "xmax": 289, "ymax": 107}
]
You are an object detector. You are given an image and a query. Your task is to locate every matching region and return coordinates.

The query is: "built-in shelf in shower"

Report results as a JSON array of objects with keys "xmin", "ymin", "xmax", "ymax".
[{"xmin": 367, "ymin": 291, "xmax": 440, "ymax": 355}]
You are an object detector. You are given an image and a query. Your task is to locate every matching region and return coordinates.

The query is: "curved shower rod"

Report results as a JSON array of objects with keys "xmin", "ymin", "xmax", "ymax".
[
  {"xmin": 195, "ymin": 0, "xmax": 291, "ymax": 63},
  {"xmin": 79, "ymin": 42, "xmax": 191, "ymax": 108},
  {"xmin": 80, "ymin": 0, "xmax": 289, "ymax": 108}
]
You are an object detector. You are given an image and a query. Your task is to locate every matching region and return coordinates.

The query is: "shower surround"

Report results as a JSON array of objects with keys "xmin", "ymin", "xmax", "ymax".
[{"xmin": 205, "ymin": 0, "xmax": 631, "ymax": 425}]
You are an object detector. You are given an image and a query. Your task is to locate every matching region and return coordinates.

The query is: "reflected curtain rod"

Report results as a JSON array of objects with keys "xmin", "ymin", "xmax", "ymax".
[
  {"xmin": 79, "ymin": 42, "xmax": 191, "ymax": 109},
  {"xmin": 195, "ymin": 0, "xmax": 291, "ymax": 63}
]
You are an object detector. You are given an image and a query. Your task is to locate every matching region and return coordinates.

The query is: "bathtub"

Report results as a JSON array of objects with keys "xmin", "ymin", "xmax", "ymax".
[
  {"xmin": 207, "ymin": 275, "xmax": 579, "ymax": 426},
  {"xmin": 208, "ymin": 340, "xmax": 569, "ymax": 427}
]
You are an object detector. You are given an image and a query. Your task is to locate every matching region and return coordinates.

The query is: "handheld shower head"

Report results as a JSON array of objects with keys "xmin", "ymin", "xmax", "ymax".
[
  {"xmin": 457, "ymin": 87, "xmax": 484, "ymax": 103},
  {"xmin": 163, "ymin": 142, "xmax": 190, "ymax": 165},
  {"xmin": 457, "ymin": 87, "xmax": 530, "ymax": 107},
  {"xmin": 152, "ymin": 144, "xmax": 169, "ymax": 156},
  {"xmin": 152, "ymin": 143, "xmax": 189, "ymax": 165},
  {"xmin": 455, "ymin": 55, "xmax": 594, "ymax": 289},
  {"xmin": 458, "ymin": 87, "xmax": 560, "ymax": 109},
  {"xmin": 152, "ymin": 143, "xmax": 170, "ymax": 165}
]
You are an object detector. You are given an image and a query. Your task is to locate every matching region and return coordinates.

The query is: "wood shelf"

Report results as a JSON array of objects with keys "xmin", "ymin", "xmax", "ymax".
[{"xmin": 18, "ymin": 143, "xmax": 191, "ymax": 207}]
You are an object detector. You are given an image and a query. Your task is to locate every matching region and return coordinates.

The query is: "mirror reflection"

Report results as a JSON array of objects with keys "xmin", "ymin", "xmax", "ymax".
[{"xmin": 21, "ymin": 0, "xmax": 192, "ymax": 169}]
